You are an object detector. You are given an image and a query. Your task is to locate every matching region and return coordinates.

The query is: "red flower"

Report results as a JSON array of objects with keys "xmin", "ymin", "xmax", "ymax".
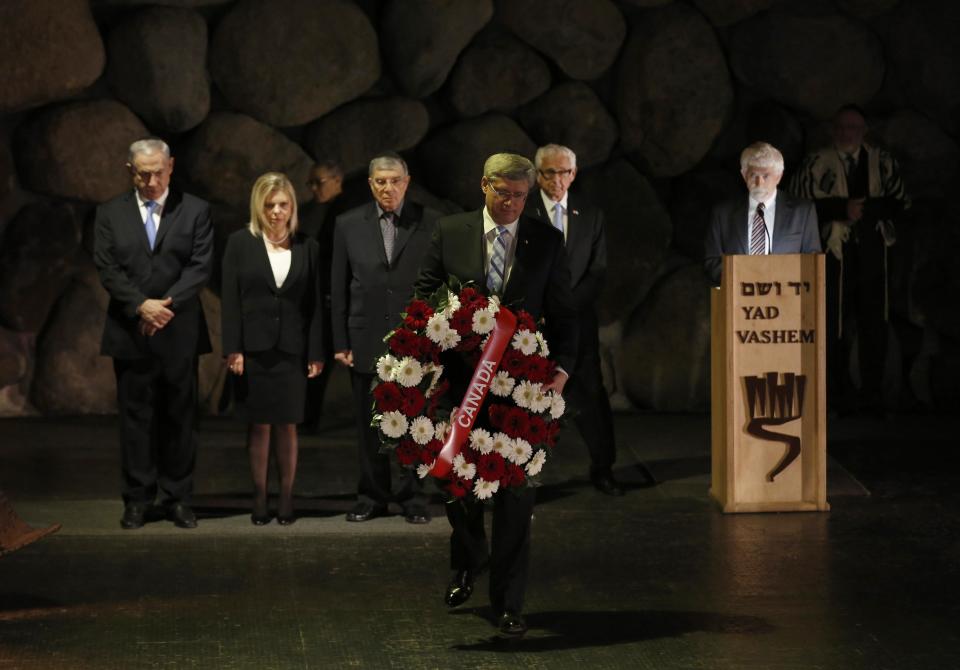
[
  {"xmin": 459, "ymin": 287, "xmax": 488, "ymax": 309},
  {"xmin": 501, "ymin": 349, "xmax": 528, "ymax": 377},
  {"xmin": 525, "ymin": 415, "xmax": 547, "ymax": 444},
  {"xmin": 525, "ymin": 355, "xmax": 554, "ymax": 384},
  {"xmin": 487, "ymin": 403, "xmax": 508, "ymax": 430},
  {"xmin": 423, "ymin": 439, "xmax": 443, "ymax": 459},
  {"xmin": 516, "ymin": 310, "xmax": 537, "ymax": 332},
  {"xmin": 477, "ymin": 453, "xmax": 506, "ymax": 481},
  {"xmin": 545, "ymin": 420, "xmax": 560, "ymax": 447},
  {"xmin": 501, "ymin": 407, "xmax": 530, "ymax": 439},
  {"xmin": 403, "ymin": 299, "xmax": 434, "ymax": 329},
  {"xmin": 389, "ymin": 328, "xmax": 420, "ymax": 357},
  {"xmin": 396, "ymin": 439, "xmax": 420, "ymax": 466},
  {"xmin": 447, "ymin": 477, "xmax": 471, "ymax": 498},
  {"xmin": 372, "ymin": 382, "xmax": 403, "ymax": 412},
  {"xmin": 449, "ymin": 307, "xmax": 475, "ymax": 336},
  {"xmin": 500, "ymin": 463, "xmax": 526, "ymax": 488},
  {"xmin": 400, "ymin": 387, "xmax": 426, "ymax": 417},
  {"xmin": 418, "ymin": 334, "xmax": 440, "ymax": 361},
  {"xmin": 455, "ymin": 334, "xmax": 482, "ymax": 352}
]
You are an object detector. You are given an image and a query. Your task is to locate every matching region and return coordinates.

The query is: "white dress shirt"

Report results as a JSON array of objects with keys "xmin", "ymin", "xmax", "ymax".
[
  {"xmin": 482, "ymin": 206, "xmax": 519, "ymax": 287},
  {"xmin": 135, "ymin": 188, "xmax": 169, "ymax": 232},
  {"xmin": 540, "ymin": 190, "xmax": 569, "ymax": 242},
  {"xmin": 746, "ymin": 191, "xmax": 778, "ymax": 254}
]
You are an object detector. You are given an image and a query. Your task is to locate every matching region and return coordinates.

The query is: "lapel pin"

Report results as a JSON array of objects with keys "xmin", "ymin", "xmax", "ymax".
[{"xmin": 572, "ymin": 209, "xmax": 579, "ymax": 216}]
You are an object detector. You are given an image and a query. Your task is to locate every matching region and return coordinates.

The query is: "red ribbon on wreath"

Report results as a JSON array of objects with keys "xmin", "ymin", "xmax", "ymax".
[{"xmin": 428, "ymin": 306, "xmax": 517, "ymax": 478}]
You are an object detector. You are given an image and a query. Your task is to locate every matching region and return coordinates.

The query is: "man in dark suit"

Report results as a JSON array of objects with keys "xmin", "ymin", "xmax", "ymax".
[
  {"xmin": 93, "ymin": 138, "xmax": 213, "ymax": 530},
  {"xmin": 414, "ymin": 152, "xmax": 578, "ymax": 637},
  {"xmin": 704, "ymin": 141, "xmax": 821, "ymax": 286},
  {"xmin": 299, "ymin": 160, "xmax": 347, "ymax": 430},
  {"xmin": 331, "ymin": 152, "xmax": 440, "ymax": 525},
  {"xmin": 525, "ymin": 143, "xmax": 622, "ymax": 496}
]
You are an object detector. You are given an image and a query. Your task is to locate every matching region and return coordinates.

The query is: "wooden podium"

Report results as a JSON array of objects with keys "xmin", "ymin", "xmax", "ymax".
[{"xmin": 710, "ymin": 253, "xmax": 829, "ymax": 513}]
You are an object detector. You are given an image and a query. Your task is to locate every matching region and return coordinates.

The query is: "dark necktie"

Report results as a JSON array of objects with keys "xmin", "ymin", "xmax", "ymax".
[
  {"xmin": 380, "ymin": 211, "xmax": 396, "ymax": 262},
  {"xmin": 749, "ymin": 202, "xmax": 766, "ymax": 255}
]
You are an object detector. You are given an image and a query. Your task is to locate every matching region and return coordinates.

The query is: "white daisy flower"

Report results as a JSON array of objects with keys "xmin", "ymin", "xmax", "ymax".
[
  {"xmin": 469, "ymin": 428, "xmax": 493, "ymax": 454},
  {"xmin": 473, "ymin": 478, "xmax": 500, "ymax": 500},
  {"xmin": 507, "ymin": 437, "xmax": 533, "ymax": 465},
  {"xmin": 535, "ymin": 331, "xmax": 550, "ymax": 357},
  {"xmin": 417, "ymin": 461, "xmax": 435, "ymax": 479},
  {"xmin": 453, "ymin": 453, "xmax": 477, "ymax": 480},
  {"xmin": 426, "ymin": 313, "xmax": 451, "ymax": 344},
  {"xmin": 393, "ymin": 356, "xmax": 424, "ymax": 387},
  {"xmin": 549, "ymin": 392, "xmax": 566, "ymax": 419},
  {"xmin": 529, "ymin": 386, "xmax": 552, "ymax": 414},
  {"xmin": 511, "ymin": 329, "xmax": 538, "ymax": 355},
  {"xmin": 471, "ymin": 309, "xmax": 495, "ymax": 335},
  {"xmin": 376, "ymin": 354, "xmax": 398, "ymax": 382},
  {"xmin": 486, "ymin": 294, "xmax": 500, "ymax": 314},
  {"xmin": 409, "ymin": 416, "xmax": 434, "ymax": 445},
  {"xmin": 491, "ymin": 432, "xmax": 512, "ymax": 455},
  {"xmin": 525, "ymin": 449, "xmax": 547, "ymax": 476},
  {"xmin": 380, "ymin": 411, "xmax": 408, "ymax": 439},
  {"xmin": 443, "ymin": 291, "xmax": 461, "ymax": 318},
  {"xmin": 489, "ymin": 371, "xmax": 516, "ymax": 397},
  {"xmin": 511, "ymin": 380, "xmax": 537, "ymax": 409},
  {"xmin": 440, "ymin": 329, "xmax": 461, "ymax": 350},
  {"xmin": 434, "ymin": 420, "xmax": 450, "ymax": 441}
]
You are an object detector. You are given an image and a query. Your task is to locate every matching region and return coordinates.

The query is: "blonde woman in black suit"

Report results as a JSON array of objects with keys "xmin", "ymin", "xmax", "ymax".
[{"xmin": 222, "ymin": 173, "xmax": 324, "ymax": 525}]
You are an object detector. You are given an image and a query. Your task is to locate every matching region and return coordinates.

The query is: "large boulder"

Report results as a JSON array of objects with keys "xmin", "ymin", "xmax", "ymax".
[
  {"xmin": 708, "ymin": 95, "xmax": 807, "ymax": 174},
  {"xmin": 448, "ymin": 31, "xmax": 551, "ymax": 118},
  {"xmin": 14, "ymin": 100, "xmax": 149, "ymax": 203},
  {"xmin": 305, "ymin": 98, "xmax": 429, "ymax": 177},
  {"xmin": 882, "ymin": 0, "xmax": 960, "ymax": 137},
  {"xmin": 837, "ymin": 0, "xmax": 900, "ymax": 19},
  {"xmin": 107, "ymin": 6, "xmax": 210, "ymax": 133},
  {"xmin": 617, "ymin": 4, "xmax": 734, "ymax": 176},
  {"xmin": 181, "ymin": 112, "xmax": 314, "ymax": 208},
  {"xmin": 417, "ymin": 115, "xmax": 536, "ymax": 210},
  {"xmin": 0, "ymin": 128, "xmax": 14, "ymax": 205},
  {"xmin": 381, "ymin": 0, "xmax": 493, "ymax": 98},
  {"xmin": 0, "ymin": 0, "xmax": 105, "ymax": 113},
  {"xmin": 728, "ymin": 9, "xmax": 885, "ymax": 120},
  {"xmin": 210, "ymin": 0, "xmax": 379, "ymax": 127},
  {"xmin": 517, "ymin": 82, "xmax": 618, "ymax": 169},
  {"xmin": 873, "ymin": 110, "xmax": 960, "ymax": 200},
  {"xmin": 498, "ymin": 0, "xmax": 626, "ymax": 80},
  {"xmin": 576, "ymin": 159, "xmax": 673, "ymax": 323},
  {"xmin": 30, "ymin": 267, "xmax": 115, "ymax": 415},
  {"xmin": 620, "ymin": 262, "xmax": 712, "ymax": 411},
  {"xmin": 0, "ymin": 327, "xmax": 34, "ymax": 417},
  {"xmin": 0, "ymin": 203, "xmax": 84, "ymax": 332}
]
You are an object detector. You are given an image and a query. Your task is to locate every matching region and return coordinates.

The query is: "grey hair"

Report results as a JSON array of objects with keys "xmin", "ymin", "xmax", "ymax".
[
  {"xmin": 740, "ymin": 142, "xmax": 784, "ymax": 173},
  {"xmin": 128, "ymin": 138, "xmax": 171, "ymax": 163},
  {"xmin": 534, "ymin": 144, "xmax": 577, "ymax": 170},
  {"xmin": 368, "ymin": 153, "xmax": 408, "ymax": 176},
  {"xmin": 483, "ymin": 153, "xmax": 536, "ymax": 187}
]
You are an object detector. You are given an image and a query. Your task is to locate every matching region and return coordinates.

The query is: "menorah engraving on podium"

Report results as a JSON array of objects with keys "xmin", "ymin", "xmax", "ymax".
[{"xmin": 742, "ymin": 372, "xmax": 807, "ymax": 482}]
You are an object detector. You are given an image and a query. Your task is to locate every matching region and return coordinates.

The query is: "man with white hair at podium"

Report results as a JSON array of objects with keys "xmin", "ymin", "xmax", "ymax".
[{"xmin": 704, "ymin": 141, "xmax": 821, "ymax": 286}]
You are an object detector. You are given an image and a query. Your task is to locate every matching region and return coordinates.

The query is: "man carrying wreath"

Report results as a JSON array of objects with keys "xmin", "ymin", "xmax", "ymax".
[{"xmin": 414, "ymin": 153, "xmax": 578, "ymax": 637}]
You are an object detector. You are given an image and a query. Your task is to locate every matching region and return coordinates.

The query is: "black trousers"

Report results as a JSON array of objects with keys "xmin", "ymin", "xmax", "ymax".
[
  {"xmin": 446, "ymin": 488, "xmax": 535, "ymax": 615},
  {"xmin": 350, "ymin": 370, "xmax": 424, "ymax": 509},
  {"xmin": 114, "ymin": 355, "xmax": 198, "ymax": 506},
  {"xmin": 566, "ymin": 312, "xmax": 616, "ymax": 474},
  {"xmin": 826, "ymin": 228, "xmax": 887, "ymax": 407}
]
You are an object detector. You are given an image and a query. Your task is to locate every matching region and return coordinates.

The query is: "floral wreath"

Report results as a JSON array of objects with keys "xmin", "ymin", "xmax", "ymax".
[{"xmin": 370, "ymin": 283, "xmax": 565, "ymax": 502}]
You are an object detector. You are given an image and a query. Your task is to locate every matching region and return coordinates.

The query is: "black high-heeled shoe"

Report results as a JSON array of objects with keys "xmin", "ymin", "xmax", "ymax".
[
  {"xmin": 251, "ymin": 497, "xmax": 270, "ymax": 526},
  {"xmin": 277, "ymin": 495, "xmax": 296, "ymax": 526}
]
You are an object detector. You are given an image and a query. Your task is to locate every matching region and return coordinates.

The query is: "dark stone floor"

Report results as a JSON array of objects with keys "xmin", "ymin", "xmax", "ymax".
[{"xmin": 1, "ymin": 411, "xmax": 958, "ymax": 669}]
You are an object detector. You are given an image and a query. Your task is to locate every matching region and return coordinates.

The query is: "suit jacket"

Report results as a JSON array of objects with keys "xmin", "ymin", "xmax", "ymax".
[
  {"xmin": 220, "ymin": 229, "xmax": 324, "ymax": 360},
  {"xmin": 331, "ymin": 200, "xmax": 440, "ymax": 375},
  {"xmin": 94, "ymin": 189, "xmax": 213, "ymax": 360},
  {"xmin": 703, "ymin": 189, "xmax": 822, "ymax": 286},
  {"xmin": 414, "ymin": 209, "xmax": 579, "ymax": 373},
  {"xmin": 524, "ymin": 190, "xmax": 607, "ymax": 313}
]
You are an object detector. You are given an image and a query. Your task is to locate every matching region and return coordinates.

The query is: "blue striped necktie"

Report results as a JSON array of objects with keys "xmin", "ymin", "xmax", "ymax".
[
  {"xmin": 145, "ymin": 200, "xmax": 158, "ymax": 250},
  {"xmin": 487, "ymin": 225, "xmax": 509, "ymax": 294}
]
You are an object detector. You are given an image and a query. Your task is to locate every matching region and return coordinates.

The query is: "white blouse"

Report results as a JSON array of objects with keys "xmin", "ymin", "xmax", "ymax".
[{"xmin": 264, "ymin": 238, "xmax": 292, "ymax": 288}]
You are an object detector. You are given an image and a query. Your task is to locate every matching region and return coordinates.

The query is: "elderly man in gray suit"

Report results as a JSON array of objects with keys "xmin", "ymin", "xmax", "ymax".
[{"xmin": 704, "ymin": 141, "xmax": 821, "ymax": 286}]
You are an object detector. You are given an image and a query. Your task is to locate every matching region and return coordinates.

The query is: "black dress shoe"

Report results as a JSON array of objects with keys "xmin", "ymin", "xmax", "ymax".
[
  {"xmin": 120, "ymin": 503, "xmax": 146, "ymax": 530},
  {"xmin": 345, "ymin": 502, "xmax": 386, "ymax": 522},
  {"xmin": 277, "ymin": 514, "xmax": 297, "ymax": 526},
  {"xmin": 277, "ymin": 496, "xmax": 296, "ymax": 525},
  {"xmin": 168, "ymin": 503, "xmax": 198, "ymax": 529},
  {"xmin": 444, "ymin": 569, "xmax": 474, "ymax": 608},
  {"xmin": 497, "ymin": 611, "xmax": 528, "ymax": 637},
  {"xmin": 592, "ymin": 472, "xmax": 625, "ymax": 497},
  {"xmin": 251, "ymin": 497, "xmax": 270, "ymax": 525},
  {"xmin": 403, "ymin": 505, "xmax": 431, "ymax": 525}
]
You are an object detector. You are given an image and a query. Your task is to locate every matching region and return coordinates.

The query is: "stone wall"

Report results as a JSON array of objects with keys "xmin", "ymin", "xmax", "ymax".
[{"xmin": 0, "ymin": 0, "xmax": 957, "ymax": 415}]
